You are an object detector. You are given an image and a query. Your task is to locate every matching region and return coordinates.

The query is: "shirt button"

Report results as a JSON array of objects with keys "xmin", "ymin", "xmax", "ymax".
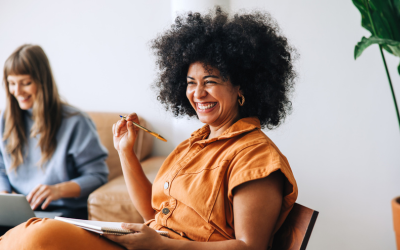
[
  {"xmin": 162, "ymin": 208, "xmax": 170, "ymax": 215},
  {"xmin": 164, "ymin": 182, "xmax": 169, "ymax": 189}
]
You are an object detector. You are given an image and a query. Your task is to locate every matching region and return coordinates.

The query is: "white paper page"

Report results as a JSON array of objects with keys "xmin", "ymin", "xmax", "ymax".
[
  {"xmin": 55, "ymin": 217, "xmax": 168, "ymax": 236},
  {"xmin": 55, "ymin": 217, "xmax": 124, "ymax": 230}
]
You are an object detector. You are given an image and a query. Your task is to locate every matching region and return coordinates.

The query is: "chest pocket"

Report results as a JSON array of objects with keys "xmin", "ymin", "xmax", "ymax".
[{"xmin": 169, "ymin": 160, "xmax": 230, "ymax": 222}]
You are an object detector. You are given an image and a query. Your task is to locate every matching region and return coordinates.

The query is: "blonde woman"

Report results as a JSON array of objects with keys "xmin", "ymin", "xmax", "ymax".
[{"xmin": 0, "ymin": 45, "xmax": 108, "ymax": 220}]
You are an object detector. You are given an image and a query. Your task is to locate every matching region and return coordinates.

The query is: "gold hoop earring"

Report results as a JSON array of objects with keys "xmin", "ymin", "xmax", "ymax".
[{"xmin": 238, "ymin": 94, "xmax": 245, "ymax": 106}]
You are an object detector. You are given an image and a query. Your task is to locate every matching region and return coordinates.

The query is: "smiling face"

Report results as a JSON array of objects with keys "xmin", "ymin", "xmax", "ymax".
[
  {"xmin": 186, "ymin": 62, "xmax": 241, "ymax": 129},
  {"xmin": 7, "ymin": 74, "xmax": 38, "ymax": 110}
]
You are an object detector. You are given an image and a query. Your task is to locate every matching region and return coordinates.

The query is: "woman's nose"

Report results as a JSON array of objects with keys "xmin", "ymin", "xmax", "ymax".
[
  {"xmin": 14, "ymin": 84, "xmax": 21, "ymax": 96},
  {"xmin": 194, "ymin": 84, "xmax": 207, "ymax": 99}
]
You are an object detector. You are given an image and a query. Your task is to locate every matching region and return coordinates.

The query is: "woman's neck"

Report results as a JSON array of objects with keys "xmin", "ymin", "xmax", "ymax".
[{"xmin": 208, "ymin": 113, "xmax": 241, "ymax": 139}]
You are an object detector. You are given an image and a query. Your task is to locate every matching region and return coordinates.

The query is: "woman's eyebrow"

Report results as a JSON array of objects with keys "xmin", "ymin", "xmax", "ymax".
[
  {"xmin": 203, "ymin": 75, "xmax": 219, "ymax": 79},
  {"xmin": 186, "ymin": 75, "xmax": 219, "ymax": 80}
]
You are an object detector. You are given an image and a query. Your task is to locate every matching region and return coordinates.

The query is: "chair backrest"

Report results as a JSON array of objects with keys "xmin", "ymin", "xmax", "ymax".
[{"xmin": 271, "ymin": 203, "xmax": 319, "ymax": 250}]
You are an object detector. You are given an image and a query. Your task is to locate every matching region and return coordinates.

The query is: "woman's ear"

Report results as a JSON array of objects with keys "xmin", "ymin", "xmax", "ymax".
[{"xmin": 238, "ymin": 87, "xmax": 243, "ymax": 96}]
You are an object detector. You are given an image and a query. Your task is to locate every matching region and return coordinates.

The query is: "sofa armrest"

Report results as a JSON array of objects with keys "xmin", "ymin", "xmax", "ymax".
[{"xmin": 88, "ymin": 156, "xmax": 166, "ymax": 222}]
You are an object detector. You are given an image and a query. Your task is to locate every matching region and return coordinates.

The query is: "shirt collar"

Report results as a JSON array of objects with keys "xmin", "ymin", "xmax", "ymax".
[{"xmin": 189, "ymin": 117, "xmax": 261, "ymax": 145}]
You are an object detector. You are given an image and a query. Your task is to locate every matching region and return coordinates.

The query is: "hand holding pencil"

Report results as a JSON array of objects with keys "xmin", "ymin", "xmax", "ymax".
[
  {"xmin": 112, "ymin": 113, "xmax": 167, "ymax": 153},
  {"xmin": 119, "ymin": 115, "xmax": 167, "ymax": 142},
  {"xmin": 112, "ymin": 113, "xmax": 139, "ymax": 153}
]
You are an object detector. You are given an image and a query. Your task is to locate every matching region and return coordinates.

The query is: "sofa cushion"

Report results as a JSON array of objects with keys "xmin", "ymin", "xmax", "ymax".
[
  {"xmin": 87, "ymin": 156, "xmax": 166, "ymax": 223},
  {"xmin": 87, "ymin": 112, "xmax": 154, "ymax": 180}
]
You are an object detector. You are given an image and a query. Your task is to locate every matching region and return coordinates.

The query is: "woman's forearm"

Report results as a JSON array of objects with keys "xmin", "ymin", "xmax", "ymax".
[
  {"xmin": 119, "ymin": 150, "xmax": 154, "ymax": 221},
  {"xmin": 54, "ymin": 181, "xmax": 81, "ymax": 198}
]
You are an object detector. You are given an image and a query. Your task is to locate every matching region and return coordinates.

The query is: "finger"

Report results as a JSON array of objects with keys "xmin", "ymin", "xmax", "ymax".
[
  {"xmin": 113, "ymin": 123, "xmax": 120, "ymax": 137},
  {"xmin": 30, "ymin": 185, "xmax": 46, "ymax": 206},
  {"xmin": 33, "ymin": 190, "xmax": 50, "ymax": 210},
  {"xmin": 41, "ymin": 196, "xmax": 53, "ymax": 210},
  {"xmin": 103, "ymin": 233, "xmax": 137, "ymax": 245},
  {"xmin": 125, "ymin": 113, "xmax": 139, "ymax": 123},
  {"xmin": 126, "ymin": 120, "xmax": 137, "ymax": 139},
  {"xmin": 27, "ymin": 184, "xmax": 42, "ymax": 202},
  {"xmin": 116, "ymin": 120, "xmax": 127, "ymax": 136},
  {"xmin": 31, "ymin": 188, "xmax": 50, "ymax": 210},
  {"xmin": 31, "ymin": 190, "xmax": 49, "ymax": 210},
  {"xmin": 102, "ymin": 234, "xmax": 119, "ymax": 241},
  {"xmin": 121, "ymin": 223, "xmax": 145, "ymax": 232}
]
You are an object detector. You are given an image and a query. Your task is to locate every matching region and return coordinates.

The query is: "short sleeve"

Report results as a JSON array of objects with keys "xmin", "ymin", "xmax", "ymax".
[{"xmin": 227, "ymin": 142, "xmax": 297, "ymax": 208}]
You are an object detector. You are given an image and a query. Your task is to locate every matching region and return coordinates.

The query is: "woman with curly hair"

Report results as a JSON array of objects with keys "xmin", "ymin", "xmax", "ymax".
[{"xmin": 0, "ymin": 7, "xmax": 298, "ymax": 250}]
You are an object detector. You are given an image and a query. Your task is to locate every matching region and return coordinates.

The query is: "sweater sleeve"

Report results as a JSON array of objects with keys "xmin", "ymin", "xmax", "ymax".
[
  {"xmin": 0, "ymin": 149, "xmax": 11, "ymax": 193},
  {"xmin": 67, "ymin": 114, "xmax": 109, "ymax": 198}
]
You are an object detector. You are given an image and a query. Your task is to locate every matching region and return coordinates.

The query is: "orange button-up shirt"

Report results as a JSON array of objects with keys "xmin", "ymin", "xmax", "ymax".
[{"xmin": 147, "ymin": 117, "xmax": 298, "ymax": 246}]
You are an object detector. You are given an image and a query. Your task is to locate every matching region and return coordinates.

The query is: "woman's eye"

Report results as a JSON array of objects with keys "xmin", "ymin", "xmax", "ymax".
[
  {"xmin": 23, "ymin": 82, "xmax": 32, "ymax": 86},
  {"xmin": 187, "ymin": 81, "xmax": 195, "ymax": 85},
  {"xmin": 205, "ymin": 81, "xmax": 215, "ymax": 84}
]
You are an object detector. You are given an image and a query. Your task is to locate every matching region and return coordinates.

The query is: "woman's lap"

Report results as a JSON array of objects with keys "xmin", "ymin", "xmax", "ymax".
[
  {"xmin": 0, "ymin": 218, "xmax": 123, "ymax": 250},
  {"xmin": 35, "ymin": 205, "xmax": 88, "ymax": 219}
]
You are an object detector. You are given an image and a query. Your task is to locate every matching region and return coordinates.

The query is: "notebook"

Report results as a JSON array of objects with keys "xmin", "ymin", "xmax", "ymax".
[{"xmin": 55, "ymin": 217, "xmax": 169, "ymax": 237}]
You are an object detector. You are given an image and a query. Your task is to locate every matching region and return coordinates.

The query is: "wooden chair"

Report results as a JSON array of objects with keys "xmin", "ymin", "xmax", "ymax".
[{"xmin": 271, "ymin": 203, "xmax": 319, "ymax": 250}]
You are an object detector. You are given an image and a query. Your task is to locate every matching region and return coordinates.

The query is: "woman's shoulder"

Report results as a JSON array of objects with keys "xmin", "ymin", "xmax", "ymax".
[
  {"xmin": 228, "ymin": 127, "xmax": 282, "ymax": 157},
  {"xmin": 249, "ymin": 129, "xmax": 286, "ymax": 157},
  {"xmin": 60, "ymin": 104, "xmax": 95, "ymax": 128},
  {"xmin": 226, "ymin": 128, "xmax": 293, "ymax": 184}
]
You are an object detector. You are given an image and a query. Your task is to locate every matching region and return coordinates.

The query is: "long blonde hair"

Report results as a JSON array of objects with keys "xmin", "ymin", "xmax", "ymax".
[{"xmin": 2, "ymin": 44, "xmax": 63, "ymax": 170}]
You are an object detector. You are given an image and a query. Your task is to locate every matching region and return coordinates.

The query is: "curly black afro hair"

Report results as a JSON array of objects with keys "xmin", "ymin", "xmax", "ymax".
[{"xmin": 151, "ymin": 7, "xmax": 297, "ymax": 129}]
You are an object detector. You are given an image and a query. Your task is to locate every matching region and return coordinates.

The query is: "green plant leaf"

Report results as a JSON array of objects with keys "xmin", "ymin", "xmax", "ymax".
[
  {"xmin": 398, "ymin": 62, "xmax": 400, "ymax": 75},
  {"xmin": 352, "ymin": 0, "xmax": 400, "ymax": 56},
  {"xmin": 352, "ymin": 0, "xmax": 373, "ymax": 34},
  {"xmin": 354, "ymin": 36, "xmax": 400, "ymax": 59},
  {"xmin": 388, "ymin": 45, "xmax": 400, "ymax": 57},
  {"xmin": 395, "ymin": 0, "xmax": 400, "ymax": 14}
]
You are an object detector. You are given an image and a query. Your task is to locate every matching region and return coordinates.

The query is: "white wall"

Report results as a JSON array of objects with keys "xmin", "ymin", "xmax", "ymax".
[{"xmin": 1, "ymin": 1, "xmax": 399, "ymax": 249}]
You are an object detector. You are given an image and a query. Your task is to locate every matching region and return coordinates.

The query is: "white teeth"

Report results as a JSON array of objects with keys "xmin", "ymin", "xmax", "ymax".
[
  {"xmin": 198, "ymin": 103, "xmax": 216, "ymax": 110},
  {"xmin": 18, "ymin": 96, "xmax": 29, "ymax": 101}
]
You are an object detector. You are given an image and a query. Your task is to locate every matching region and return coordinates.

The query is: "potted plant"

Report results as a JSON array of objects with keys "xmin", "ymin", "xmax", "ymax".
[{"xmin": 352, "ymin": 0, "xmax": 400, "ymax": 248}]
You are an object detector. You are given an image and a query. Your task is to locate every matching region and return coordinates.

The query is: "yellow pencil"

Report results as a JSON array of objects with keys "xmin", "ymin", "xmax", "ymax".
[{"xmin": 119, "ymin": 115, "xmax": 167, "ymax": 142}]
